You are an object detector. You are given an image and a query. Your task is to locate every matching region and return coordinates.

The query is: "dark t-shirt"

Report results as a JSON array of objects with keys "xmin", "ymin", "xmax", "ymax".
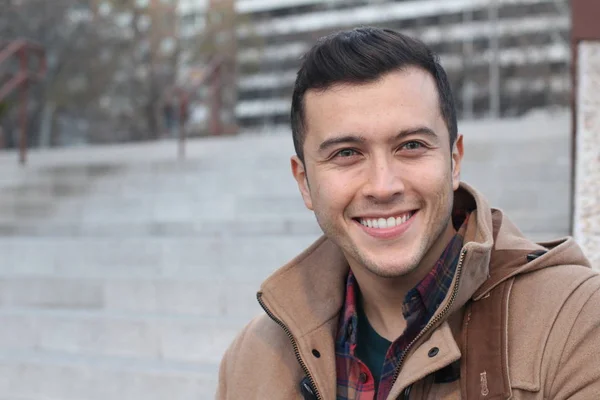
[{"xmin": 356, "ymin": 299, "xmax": 392, "ymax": 389}]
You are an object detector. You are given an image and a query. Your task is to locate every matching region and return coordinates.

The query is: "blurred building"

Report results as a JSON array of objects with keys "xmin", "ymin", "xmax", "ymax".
[{"xmin": 234, "ymin": 0, "xmax": 570, "ymax": 132}]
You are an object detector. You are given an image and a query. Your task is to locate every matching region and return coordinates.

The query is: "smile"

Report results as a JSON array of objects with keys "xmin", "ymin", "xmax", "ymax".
[
  {"xmin": 353, "ymin": 210, "xmax": 417, "ymax": 240},
  {"xmin": 357, "ymin": 211, "xmax": 416, "ymax": 229}
]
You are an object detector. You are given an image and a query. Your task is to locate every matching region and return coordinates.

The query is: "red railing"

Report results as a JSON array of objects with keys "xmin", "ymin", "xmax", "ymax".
[
  {"xmin": 167, "ymin": 56, "xmax": 226, "ymax": 159},
  {"xmin": 0, "ymin": 39, "xmax": 46, "ymax": 165}
]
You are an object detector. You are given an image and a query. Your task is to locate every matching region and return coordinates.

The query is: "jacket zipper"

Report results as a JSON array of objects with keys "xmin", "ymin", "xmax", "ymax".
[
  {"xmin": 257, "ymin": 292, "xmax": 323, "ymax": 400},
  {"xmin": 393, "ymin": 248, "xmax": 468, "ymax": 398}
]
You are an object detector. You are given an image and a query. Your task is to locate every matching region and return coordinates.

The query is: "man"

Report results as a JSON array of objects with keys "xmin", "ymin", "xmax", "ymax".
[{"xmin": 217, "ymin": 27, "xmax": 600, "ymax": 399}]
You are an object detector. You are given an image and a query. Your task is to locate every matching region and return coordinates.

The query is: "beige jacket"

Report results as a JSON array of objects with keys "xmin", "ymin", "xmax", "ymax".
[{"xmin": 217, "ymin": 183, "xmax": 600, "ymax": 399}]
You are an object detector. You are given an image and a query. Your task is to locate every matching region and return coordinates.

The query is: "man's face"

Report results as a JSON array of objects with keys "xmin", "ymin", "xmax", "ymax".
[{"xmin": 291, "ymin": 68, "xmax": 463, "ymax": 279}]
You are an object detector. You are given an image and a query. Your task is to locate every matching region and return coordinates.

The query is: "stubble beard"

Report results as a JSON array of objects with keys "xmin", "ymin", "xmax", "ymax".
[
  {"xmin": 351, "ymin": 208, "xmax": 453, "ymax": 279},
  {"xmin": 315, "ymin": 186, "xmax": 455, "ymax": 280}
]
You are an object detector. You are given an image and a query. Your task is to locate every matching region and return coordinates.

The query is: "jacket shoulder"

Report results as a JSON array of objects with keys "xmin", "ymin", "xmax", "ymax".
[
  {"xmin": 217, "ymin": 314, "xmax": 304, "ymax": 399},
  {"xmin": 508, "ymin": 264, "xmax": 600, "ymax": 394},
  {"xmin": 545, "ymin": 272, "xmax": 600, "ymax": 398},
  {"xmin": 511, "ymin": 263, "xmax": 598, "ymax": 308}
]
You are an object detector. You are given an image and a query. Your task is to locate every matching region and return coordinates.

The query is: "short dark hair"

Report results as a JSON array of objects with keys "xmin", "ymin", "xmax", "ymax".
[{"xmin": 290, "ymin": 27, "xmax": 457, "ymax": 162}]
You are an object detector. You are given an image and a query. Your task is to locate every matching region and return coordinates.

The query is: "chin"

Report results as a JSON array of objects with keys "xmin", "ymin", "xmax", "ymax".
[{"xmin": 361, "ymin": 255, "xmax": 420, "ymax": 279}]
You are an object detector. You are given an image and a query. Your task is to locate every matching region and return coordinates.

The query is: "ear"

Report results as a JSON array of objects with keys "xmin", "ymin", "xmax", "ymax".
[
  {"xmin": 291, "ymin": 155, "xmax": 314, "ymax": 211},
  {"xmin": 451, "ymin": 134, "xmax": 464, "ymax": 191}
]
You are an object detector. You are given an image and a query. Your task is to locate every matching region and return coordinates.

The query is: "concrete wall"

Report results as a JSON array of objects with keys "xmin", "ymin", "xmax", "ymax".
[{"xmin": 574, "ymin": 41, "xmax": 600, "ymax": 270}]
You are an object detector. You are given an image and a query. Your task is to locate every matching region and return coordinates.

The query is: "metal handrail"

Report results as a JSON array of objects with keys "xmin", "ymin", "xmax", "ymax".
[
  {"xmin": 0, "ymin": 39, "xmax": 46, "ymax": 164},
  {"xmin": 0, "ymin": 40, "xmax": 45, "ymax": 80},
  {"xmin": 0, "ymin": 72, "xmax": 27, "ymax": 102},
  {"xmin": 168, "ymin": 56, "xmax": 226, "ymax": 159}
]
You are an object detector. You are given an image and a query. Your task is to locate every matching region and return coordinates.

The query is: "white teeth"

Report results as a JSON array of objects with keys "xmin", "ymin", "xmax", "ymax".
[{"xmin": 360, "ymin": 212, "xmax": 413, "ymax": 229}]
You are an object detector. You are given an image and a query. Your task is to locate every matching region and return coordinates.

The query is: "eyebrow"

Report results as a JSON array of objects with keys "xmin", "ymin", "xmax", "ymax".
[
  {"xmin": 318, "ymin": 134, "xmax": 367, "ymax": 152},
  {"xmin": 317, "ymin": 126, "xmax": 439, "ymax": 153},
  {"xmin": 394, "ymin": 126, "xmax": 438, "ymax": 142}
]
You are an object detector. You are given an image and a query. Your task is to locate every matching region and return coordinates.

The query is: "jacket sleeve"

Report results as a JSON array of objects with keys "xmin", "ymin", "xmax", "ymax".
[
  {"xmin": 548, "ymin": 278, "xmax": 600, "ymax": 399},
  {"xmin": 215, "ymin": 319, "xmax": 253, "ymax": 400},
  {"xmin": 216, "ymin": 342, "xmax": 230, "ymax": 399}
]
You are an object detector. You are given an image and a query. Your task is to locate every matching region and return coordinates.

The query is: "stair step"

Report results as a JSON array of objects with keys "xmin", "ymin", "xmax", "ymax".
[
  {"xmin": 0, "ymin": 276, "xmax": 264, "ymax": 317},
  {"xmin": 0, "ymin": 218, "xmax": 321, "ymax": 237},
  {"xmin": 0, "ymin": 194, "xmax": 313, "ymax": 224},
  {"xmin": 0, "ymin": 235, "xmax": 321, "ymax": 279},
  {"xmin": 0, "ymin": 172, "xmax": 303, "ymax": 203},
  {"xmin": 0, "ymin": 349, "xmax": 218, "ymax": 400},
  {"xmin": 0, "ymin": 309, "xmax": 249, "ymax": 365}
]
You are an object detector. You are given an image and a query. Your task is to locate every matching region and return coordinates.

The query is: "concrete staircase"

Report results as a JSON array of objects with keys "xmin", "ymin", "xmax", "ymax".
[{"xmin": 0, "ymin": 111, "xmax": 571, "ymax": 399}]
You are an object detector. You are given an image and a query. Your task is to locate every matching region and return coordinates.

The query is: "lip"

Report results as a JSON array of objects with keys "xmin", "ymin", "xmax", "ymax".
[{"xmin": 354, "ymin": 211, "xmax": 417, "ymax": 240}]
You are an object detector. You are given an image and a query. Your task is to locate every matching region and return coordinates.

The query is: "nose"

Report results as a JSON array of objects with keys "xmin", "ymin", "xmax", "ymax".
[{"xmin": 362, "ymin": 156, "xmax": 405, "ymax": 202}]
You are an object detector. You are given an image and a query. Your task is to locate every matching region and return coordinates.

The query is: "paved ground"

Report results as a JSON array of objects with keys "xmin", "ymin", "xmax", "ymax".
[{"xmin": 0, "ymin": 110, "xmax": 572, "ymax": 399}]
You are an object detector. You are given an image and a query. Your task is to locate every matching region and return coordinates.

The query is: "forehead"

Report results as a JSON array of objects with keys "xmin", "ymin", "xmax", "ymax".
[{"xmin": 303, "ymin": 68, "xmax": 447, "ymax": 144}]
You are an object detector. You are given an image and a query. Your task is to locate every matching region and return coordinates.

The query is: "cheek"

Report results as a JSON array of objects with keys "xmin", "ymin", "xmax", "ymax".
[
  {"xmin": 407, "ymin": 162, "xmax": 454, "ymax": 204},
  {"xmin": 312, "ymin": 172, "xmax": 356, "ymax": 212}
]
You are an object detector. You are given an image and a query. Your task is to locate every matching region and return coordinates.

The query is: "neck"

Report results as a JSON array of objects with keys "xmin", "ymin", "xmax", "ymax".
[
  {"xmin": 357, "ymin": 275, "xmax": 407, "ymax": 341},
  {"xmin": 353, "ymin": 220, "xmax": 457, "ymax": 341}
]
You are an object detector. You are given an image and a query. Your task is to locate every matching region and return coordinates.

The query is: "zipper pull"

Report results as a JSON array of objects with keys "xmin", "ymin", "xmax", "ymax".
[{"xmin": 299, "ymin": 377, "xmax": 317, "ymax": 400}]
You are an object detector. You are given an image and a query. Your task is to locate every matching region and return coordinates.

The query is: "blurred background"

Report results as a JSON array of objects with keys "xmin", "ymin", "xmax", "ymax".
[
  {"xmin": 0, "ymin": 0, "xmax": 596, "ymax": 398},
  {"xmin": 0, "ymin": 0, "xmax": 572, "ymax": 145}
]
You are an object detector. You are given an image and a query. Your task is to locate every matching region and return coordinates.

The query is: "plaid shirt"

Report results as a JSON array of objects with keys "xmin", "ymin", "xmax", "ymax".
[{"xmin": 335, "ymin": 213, "xmax": 469, "ymax": 400}]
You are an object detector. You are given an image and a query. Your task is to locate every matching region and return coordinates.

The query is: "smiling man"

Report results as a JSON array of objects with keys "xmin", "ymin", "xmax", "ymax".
[{"xmin": 217, "ymin": 28, "xmax": 600, "ymax": 399}]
